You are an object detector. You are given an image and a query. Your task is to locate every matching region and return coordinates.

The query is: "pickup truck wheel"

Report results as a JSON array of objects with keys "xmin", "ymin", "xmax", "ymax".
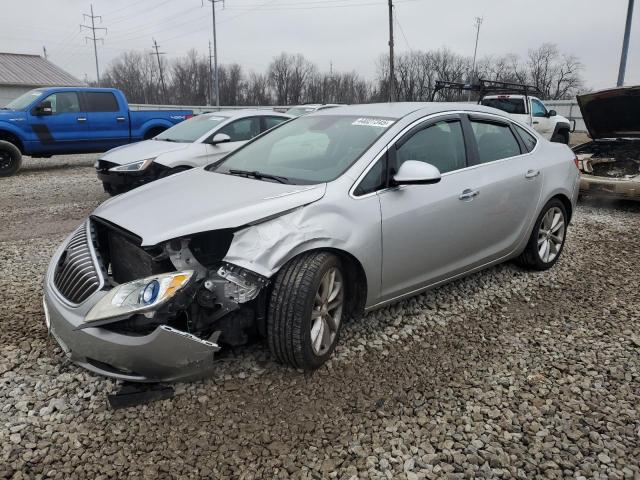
[
  {"xmin": 551, "ymin": 130, "xmax": 569, "ymax": 144},
  {"xmin": 515, "ymin": 199, "xmax": 567, "ymax": 271},
  {"xmin": 144, "ymin": 127, "xmax": 166, "ymax": 140},
  {"xmin": 0, "ymin": 140, "xmax": 22, "ymax": 177},
  {"xmin": 268, "ymin": 252, "xmax": 345, "ymax": 370}
]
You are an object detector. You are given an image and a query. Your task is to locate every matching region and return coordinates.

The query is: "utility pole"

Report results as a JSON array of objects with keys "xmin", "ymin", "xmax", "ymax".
[
  {"xmin": 617, "ymin": 0, "xmax": 635, "ymax": 86},
  {"xmin": 205, "ymin": 0, "xmax": 224, "ymax": 109},
  {"xmin": 81, "ymin": 4, "xmax": 106, "ymax": 86},
  {"xmin": 152, "ymin": 38, "xmax": 167, "ymax": 102},
  {"xmin": 388, "ymin": 0, "xmax": 395, "ymax": 102},
  {"xmin": 208, "ymin": 41, "xmax": 214, "ymax": 106},
  {"xmin": 468, "ymin": 16, "xmax": 483, "ymax": 101},
  {"xmin": 42, "ymin": 46, "xmax": 48, "ymax": 60}
]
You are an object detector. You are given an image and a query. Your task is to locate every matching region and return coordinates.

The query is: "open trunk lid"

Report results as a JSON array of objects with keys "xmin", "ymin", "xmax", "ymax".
[{"xmin": 577, "ymin": 86, "xmax": 640, "ymax": 139}]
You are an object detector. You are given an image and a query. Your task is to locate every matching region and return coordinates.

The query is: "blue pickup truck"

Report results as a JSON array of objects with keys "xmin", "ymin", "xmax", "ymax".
[{"xmin": 0, "ymin": 87, "xmax": 192, "ymax": 176}]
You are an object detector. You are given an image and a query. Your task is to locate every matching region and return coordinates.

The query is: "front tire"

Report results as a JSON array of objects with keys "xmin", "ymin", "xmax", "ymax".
[
  {"xmin": 516, "ymin": 198, "xmax": 567, "ymax": 271},
  {"xmin": 0, "ymin": 140, "xmax": 22, "ymax": 177},
  {"xmin": 268, "ymin": 252, "xmax": 345, "ymax": 370}
]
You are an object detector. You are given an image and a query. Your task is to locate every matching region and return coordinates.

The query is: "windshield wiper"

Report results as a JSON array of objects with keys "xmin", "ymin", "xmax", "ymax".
[
  {"xmin": 157, "ymin": 138, "xmax": 180, "ymax": 142},
  {"xmin": 228, "ymin": 169, "xmax": 289, "ymax": 184}
]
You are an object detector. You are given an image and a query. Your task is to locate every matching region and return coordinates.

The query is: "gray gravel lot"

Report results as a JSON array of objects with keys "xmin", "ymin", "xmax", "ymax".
[{"xmin": 1, "ymin": 154, "xmax": 639, "ymax": 479}]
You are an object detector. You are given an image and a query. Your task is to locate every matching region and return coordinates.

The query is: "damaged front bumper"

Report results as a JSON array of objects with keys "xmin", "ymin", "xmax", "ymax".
[{"xmin": 44, "ymin": 265, "xmax": 221, "ymax": 383}]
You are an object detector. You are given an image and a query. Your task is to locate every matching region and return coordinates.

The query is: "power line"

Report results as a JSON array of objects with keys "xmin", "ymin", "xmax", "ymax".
[
  {"xmin": 80, "ymin": 4, "xmax": 107, "ymax": 85},
  {"xmin": 393, "ymin": 5, "xmax": 412, "ymax": 52},
  {"xmin": 388, "ymin": 0, "xmax": 395, "ymax": 102},
  {"xmin": 152, "ymin": 38, "xmax": 168, "ymax": 102}
]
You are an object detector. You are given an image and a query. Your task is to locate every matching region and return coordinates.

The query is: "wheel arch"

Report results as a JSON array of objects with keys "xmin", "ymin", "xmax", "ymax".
[
  {"xmin": 550, "ymin": 192, "xmax": 573, "ymax": 223},
  {"xmin": 0, "ymin": 129, "xmax": 25, "ymax": 153}
]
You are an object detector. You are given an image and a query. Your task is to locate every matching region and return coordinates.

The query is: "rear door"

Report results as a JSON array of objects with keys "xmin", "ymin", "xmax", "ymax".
[
  {"xmin": 83, "ymin": 91, "xmax": 130, "ymax": 151},
  {"xmin": 28, "ymin": 91, "xmax": 88, "ymax": 154},
  {"xmin": 464, "ymin": 115, "xmax": 543, "ymax": 258}
]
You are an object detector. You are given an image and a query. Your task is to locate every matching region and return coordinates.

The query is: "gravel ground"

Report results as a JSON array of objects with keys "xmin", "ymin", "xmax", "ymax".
[{"xmin": 1, "ymin": 154, "xmax": 639, "ymax": 479}]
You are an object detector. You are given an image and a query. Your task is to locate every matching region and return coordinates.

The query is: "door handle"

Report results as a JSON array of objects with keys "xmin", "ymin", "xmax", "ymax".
[
  {"xmin": 459, "ymin": 189, "xmax": 479, "ymax": 201},
  {"xmin": 525, "ymin": 169, "xmax": 540, "ymax": 179},
  {"xmin": 77, "ymin": 117, "xmax": 87, "ymax": 123},
  {"xmin": 116, "ymin": 117, "xmax": 126, "ymax": 122},
  {"xmin": 532, "ymin": 121, "xmax": 540, "ymax": 125}
]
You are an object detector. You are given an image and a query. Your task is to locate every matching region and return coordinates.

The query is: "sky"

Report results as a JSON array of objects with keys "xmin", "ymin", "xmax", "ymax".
[{"xmin": 0, "ymin": 0, "xmax": 638, "ymax": 91}]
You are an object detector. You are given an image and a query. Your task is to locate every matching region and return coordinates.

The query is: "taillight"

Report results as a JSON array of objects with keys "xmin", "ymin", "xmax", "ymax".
[{"xmin": 185, "ymin": 114, "xmax": 194, "ymax": 120}]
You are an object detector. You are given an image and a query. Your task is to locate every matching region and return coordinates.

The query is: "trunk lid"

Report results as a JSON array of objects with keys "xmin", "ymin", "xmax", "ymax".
[{"xmin": 577, "ymin": 86, "xmax": 640, "ymax": 139}]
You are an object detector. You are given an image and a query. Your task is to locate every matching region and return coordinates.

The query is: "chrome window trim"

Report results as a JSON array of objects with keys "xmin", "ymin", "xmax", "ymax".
[{"xmin": 349, "ymin": 110, "xmax": 539, "ymax": 200}]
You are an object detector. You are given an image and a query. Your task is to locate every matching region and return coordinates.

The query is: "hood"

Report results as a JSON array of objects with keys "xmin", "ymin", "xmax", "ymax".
[
  {"xmin": 577, "ymin": 86, "xmax": 640, "ymax": 139},
  {"xmin": 92, "ymin": 169, "xmax": 327, "ymax": 246},
  {"xmin": 0, "ymin": 110, "xmax": 26, "ymax": 122},
  {"xmin": 101, "ymin": 139, "xmax": 191, "ymax": 165}
]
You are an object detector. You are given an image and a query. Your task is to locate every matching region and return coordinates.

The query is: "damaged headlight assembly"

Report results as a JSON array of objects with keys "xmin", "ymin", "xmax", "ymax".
[
  {"xmin": 109, "ymin": 158, "xmax": 155, "ymax": 172},
  {"xmin": 85, "ymin": 270, "xmax": 193, "ymax": 323}
]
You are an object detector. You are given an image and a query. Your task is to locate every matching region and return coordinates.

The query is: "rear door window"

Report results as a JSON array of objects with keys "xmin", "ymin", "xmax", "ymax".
[
  {"xmin": 263, "ymin": 116, "xmax": 288, "ymax": 132},
  {"xmin": 470, "ymin": 120, "xmax": 522, "ymax": 164},
  {"xmin": 84, "ymin": 92, "xmax": 120, "ymax": 112}
]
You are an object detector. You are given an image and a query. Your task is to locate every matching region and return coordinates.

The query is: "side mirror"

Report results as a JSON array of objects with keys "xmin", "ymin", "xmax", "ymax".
[
  {"xmin": 33, "ymin": 101, "xmax": 53, "ymax": 116},
  {"xmin": 392, "ymin": 160, "xmax": 441, "ymax": 186},
  {"xmin": 547, "ymin": 109, "xmax": 557, "ymax": 117},
  {"xmin": 210, "ymin": 133, "xmax": 231, "ymax": 145}
]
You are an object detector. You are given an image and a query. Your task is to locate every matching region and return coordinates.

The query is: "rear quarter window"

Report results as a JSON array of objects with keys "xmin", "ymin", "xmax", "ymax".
[{"xmin": 514, "ymin": 125, "xmax": 538, "ymax": 152}]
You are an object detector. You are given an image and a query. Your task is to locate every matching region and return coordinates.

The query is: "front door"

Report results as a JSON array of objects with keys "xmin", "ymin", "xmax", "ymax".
[
  {"xmin": 28, "ymin": 91, "xmax": 88, "ymax": 153},
  {"xmin": 379, "ymin": 116, "xmax": 488, "ymax": 301},
  {"xmin": 530, "ymin": 98, "xmax": 553, "ymax": 138},
  {"xmin": 205, "ymin": 116, "xmax": 261, "ymax": 162}
]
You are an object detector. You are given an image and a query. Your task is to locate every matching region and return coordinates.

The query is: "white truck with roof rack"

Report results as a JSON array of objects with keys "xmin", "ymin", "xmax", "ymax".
[{"xmin": 432, "ymin": 79, "xmax": 574, "ymax": 144}]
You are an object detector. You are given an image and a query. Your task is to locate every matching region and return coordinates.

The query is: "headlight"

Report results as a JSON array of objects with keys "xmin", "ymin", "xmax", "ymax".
[
  {"xmin": 109, "ymin": 158, "xmax": 155, "ymax": 172},
  {"xmin": 85, "ymin": 271, "xmax": 193, "ymax": 323}
]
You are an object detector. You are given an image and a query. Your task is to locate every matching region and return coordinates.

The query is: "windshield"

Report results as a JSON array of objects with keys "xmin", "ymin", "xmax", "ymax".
[
  {"xmin": 4, "ymin": 89, "xmax": 44, "ymax": 110},
  {"xmin": 286, "ymin": 107, "xmax": 317, "ymax": 117},
  {"xmin": 481, "ymin": 98, "xmax": 526, "ymax": 114},
  {"xmin": 209, "ymin": 115, "xmax": 396, "ymax": 184},
  {"xmin": 155, "ymin": 114, "xmax": 227, "ymax": 142}
]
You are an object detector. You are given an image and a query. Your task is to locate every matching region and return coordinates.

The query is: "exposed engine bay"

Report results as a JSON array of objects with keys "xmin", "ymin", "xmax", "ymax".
[
  {"xmin": 574, "ymin": 140, "xmax": 640, "ymax": 200},
  {"xmin": 91, "ymin": 217, "xmax": 270, "ymax": 347}
]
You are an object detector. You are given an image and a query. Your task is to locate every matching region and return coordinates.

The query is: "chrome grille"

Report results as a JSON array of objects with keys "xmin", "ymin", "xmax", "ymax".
[{"xmin": 53, "ymin": 223, "xmax": 103, "ymax": 304}]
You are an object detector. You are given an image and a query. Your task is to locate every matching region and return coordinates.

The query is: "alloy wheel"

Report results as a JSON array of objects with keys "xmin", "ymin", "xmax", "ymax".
[
  {"xmin": 537, "ymin": 206, "xmax": 565, "ymax": 263},
  {"xmin": 310, "ymin": 267, "xmax": 344, "ymax": 356}
]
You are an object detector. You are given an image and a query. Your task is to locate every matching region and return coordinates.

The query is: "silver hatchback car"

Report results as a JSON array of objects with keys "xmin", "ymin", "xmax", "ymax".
[{"xmin": 43, "ymin": 103, "xmax": 580, "ymax": 382}]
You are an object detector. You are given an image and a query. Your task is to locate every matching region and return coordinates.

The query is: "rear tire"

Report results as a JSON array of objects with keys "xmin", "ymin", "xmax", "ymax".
[
  {"xmin": 551, "ymin": 130, "xmax": 569, "ymax": 144},
  {"xmin": 515, "ymin": 198, "xmax": 567, "ymax": 271},
  {"xmin": 268, "ymin": 252, "xmax": 345, "ymax": 370},
  {"xmin": 0, "ymin": 140, "xmax": 22, "ymax": 177},
  {"xmin": 143, "ymin": 127, "xmax": 166, "ymax": 140}
]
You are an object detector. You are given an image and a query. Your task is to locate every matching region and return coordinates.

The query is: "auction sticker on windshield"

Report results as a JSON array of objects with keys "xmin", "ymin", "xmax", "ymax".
[{"xmin": 352, "ymin": 118, "xmax": 394, "ymax": 128}]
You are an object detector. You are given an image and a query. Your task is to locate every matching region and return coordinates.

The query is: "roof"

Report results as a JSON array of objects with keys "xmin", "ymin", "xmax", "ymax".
[
  {"xmin": 0, "ymin": 53, "xmax": 82, "ymax": 87},
  {"xmin": 201, "ymin": 109, "xmax": 293, "ymax": 119},
  {"xmin": 313, "ymin": 102, "xmax": 506, "ymax": 119}
]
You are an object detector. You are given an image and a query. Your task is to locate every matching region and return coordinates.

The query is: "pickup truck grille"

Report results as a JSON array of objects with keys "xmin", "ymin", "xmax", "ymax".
[{"xmin": 53, "ymin": 223, "xmax": 103, "ymax": 304}]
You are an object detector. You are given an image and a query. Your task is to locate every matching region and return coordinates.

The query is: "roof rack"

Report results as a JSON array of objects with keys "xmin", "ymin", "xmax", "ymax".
[{"xmin": 431, "ymin": 78, "xmax": 542, "ymax": 102}]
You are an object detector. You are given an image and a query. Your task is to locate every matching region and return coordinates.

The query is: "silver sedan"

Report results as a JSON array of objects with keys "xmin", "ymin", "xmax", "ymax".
[{"xmin": 44, "ymin": 103, "xmax": 580, "ymax": 381}]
